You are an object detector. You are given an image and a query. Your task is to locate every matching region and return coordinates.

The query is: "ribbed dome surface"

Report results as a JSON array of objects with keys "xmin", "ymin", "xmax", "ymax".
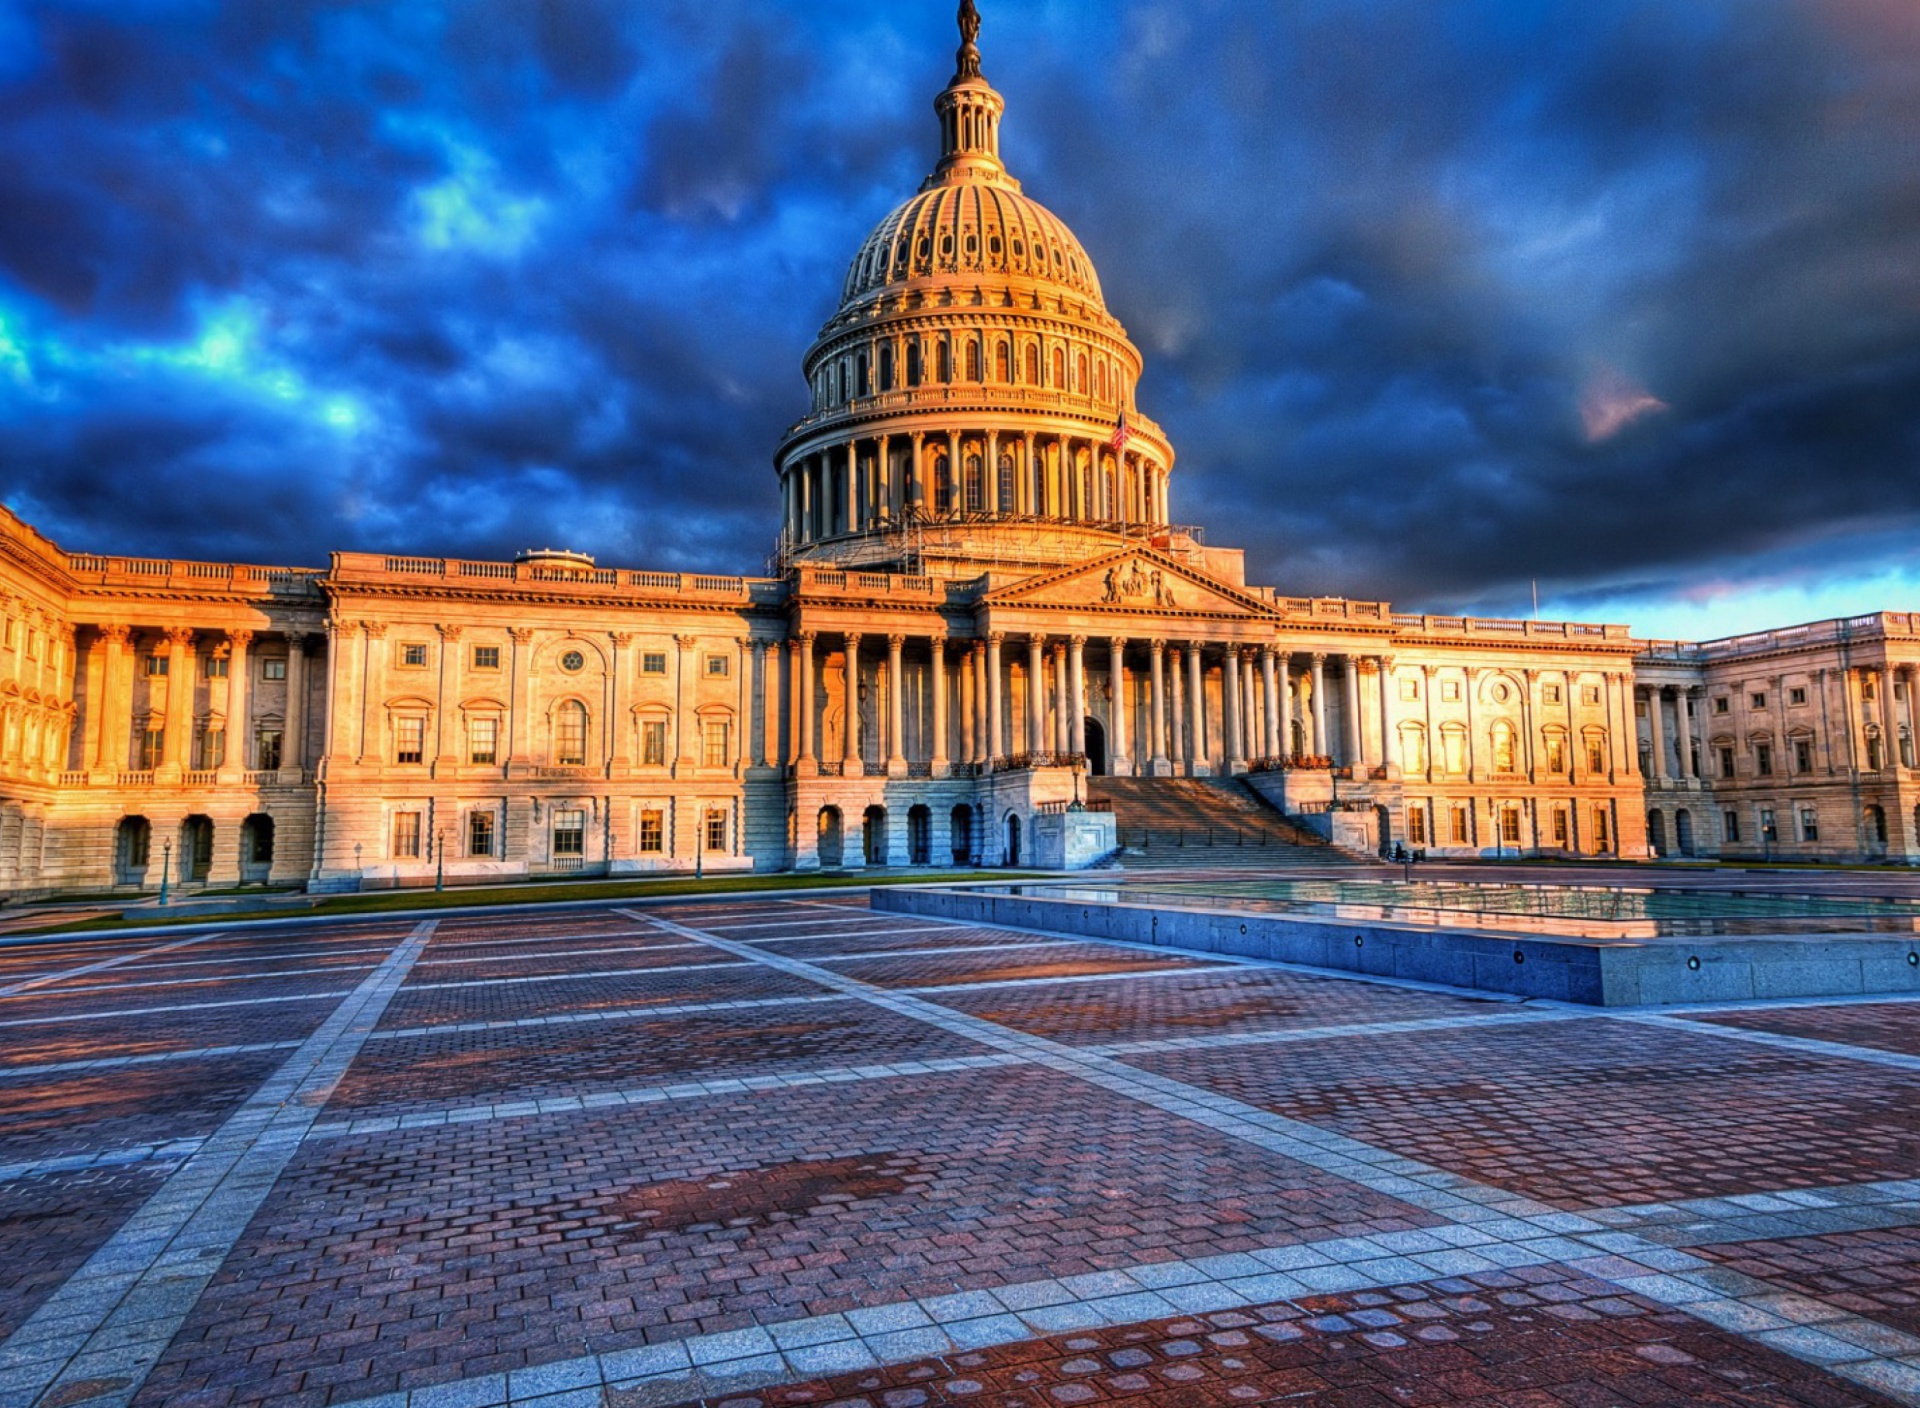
[{"xmin": 840, "ymin": 182, "xmax": 1106, "ymax": 309}]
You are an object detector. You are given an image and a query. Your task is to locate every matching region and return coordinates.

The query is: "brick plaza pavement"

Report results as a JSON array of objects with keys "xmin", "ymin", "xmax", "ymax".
[{"xmin": 0, "ymin": 892, "xmax": 1916, "ymax": 1407}]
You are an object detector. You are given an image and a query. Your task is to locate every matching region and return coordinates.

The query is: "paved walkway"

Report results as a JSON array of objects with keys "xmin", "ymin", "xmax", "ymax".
[{"xmin": 0, "ymin": 895, "xmax": 1915, "ymax": 1407}]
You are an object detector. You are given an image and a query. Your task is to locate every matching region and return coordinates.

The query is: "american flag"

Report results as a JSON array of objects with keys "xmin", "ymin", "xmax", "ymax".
[{"xmin": 1108, "ymin": 408, "xmax": 1130, "ymax": 454}]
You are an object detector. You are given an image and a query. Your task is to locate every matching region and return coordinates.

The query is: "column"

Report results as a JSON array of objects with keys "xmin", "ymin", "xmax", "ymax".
[
  {"xmin": 798, "ymin": 459, "xmax": 814, "ymax": 541},
  {"xmin": 1342, "ymin": 656, "xmax": 1363, "ymax": 768},
  {"xmin": 506, "ymin": 627, "xmax": 534, "ymax": 768},
  {"xmin": 1068, "ymin": 636, "xmax": 1088, "ymax": 756},
  {"xmin": 986, "ymin": 632, "xmax": 1005, "ymax": 765},
  {"xmin": 1149, "ymin": 640, "xmax": 1169, "ymax": 773},
  {"xmin": 225, "ymin": 630, "xmax": 254, "ymax": 772},
  {"xmin": 987, "ymin": 430, "xmax": 1001, "ymax": 513},
  {"xmin": 974, "ymin": 642, "xmax": 990, "ymax": 761},
  {"xmin": 1377, "ymin": 656, "xmax": 1397, "ymax": 773},
  {"xmin": 1026, "ymin": 635, "xmax": 1046, "ymax": 753},
  {"xmin": 1169, "ymin": 646, "xmax": 1187, "ymax": 770},
  {"xmin": 1276, "ymin": 652, "xmax": 1292, "ymax": 759},
  {"xmin": 1022, "ymin": 433, "xmax": 1036, "ymax": 515},
  {"xmin": 283, "ymin": 635, "xmax": 310, "ymax": 777},
  {"xmin": 958, "ymin": 645, "xmax": 976, "ymax": 764},
  {"xmin": 1109, "ymin": 637, "xmax": 1130, "ymax": 775},
  {"xmin": 1260, "ymin": 649, "xmax": 1281, "ymax": 760},
  {"xmin": 1223, "ymin": 646, "xmax": 1244, "ymax": 772},
  {"xmin": 946, "ymin": 429, "xmax": 959, "ymax": 515},
  {"xmin": 610, "ymin": 632, "xmax": 634, "ymax": 772},
  {"xmin": 158, "ymin": 628, "xmax": 194, "ymax": 773},
  {"xmin": 1646, "ymin": 687, "xmax": 1668, "ymax": 782},
  {"xmin": 842, "ymin": 633, "xmax": 863, "ymax": 776},
  {"xmin": 1052, "ymin": 643, "xmax": 1071, "ymax": 754},
  {"xmin": 845, "ymin": 441, "xmax": 859, "ymax": 535},
  {"xmin": 1186, "ymin": 642, "xmax": 1207, "ymax": 774},
  {"xmin": 91, "ymin": 625, "xmax": 129, "ymax": 771},
  {"xmin": 1309, "ymin": 654, "xmax": 1328, "ymax": 760},
  {"xmin": 795, "ymin": 635, "xmax": 817, "ymax": 771},
  {"xmin": 1880, "ymin": 666, "xmax": 1900, "ymax": 771},
  {"xmin": 930, "ymin": 635, "xmax": 950, "ymax": 776},
  {"xmin": 887, "ymin": 634, "xmax": 907, "ymax": 776}
]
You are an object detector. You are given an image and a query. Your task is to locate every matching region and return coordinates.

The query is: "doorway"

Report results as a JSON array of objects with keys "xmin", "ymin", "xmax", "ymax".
[{"xmin": 1083, "ymin": 717, "xmax": 1107, "ymax": 776}]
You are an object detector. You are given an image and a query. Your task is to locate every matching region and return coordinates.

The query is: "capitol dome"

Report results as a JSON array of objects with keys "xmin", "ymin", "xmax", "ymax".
[{"xmin": 775, "ymin": 1, "xmax": 1177, "ymax": 574}]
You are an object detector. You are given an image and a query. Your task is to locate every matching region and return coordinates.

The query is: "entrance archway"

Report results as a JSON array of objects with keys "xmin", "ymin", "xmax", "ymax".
[
  {"xmin": 863, "ymin": 805, "xmax": 888, "ymax": 866},
  {"xmin": 1675, "ymin": 809, "xmax": 1695, "ymax": 857},
  {"xmin": 241, "ymin": 814, "xmax": 275, "ymax": 881},
  {"xmin": 817, "ymin": 806, "xmax": 844, "ymax": 868},
  {"xmin": 1083, "ymin": 717, "xmax": 1107, "ymax": 776},
  {"xmin": 115, "ymin": 816, "xmax": 151, "ymax": 886},
  {"xmin": 1004, "ymin": 811, "xmax": 1021, "ymax": 867},
  {"xmin": 1646, "ymin": 809, "xmax": 1667, "ymax": 857},
  {"xmin": 950, "ymin": 804, "xmax": 974, "ymax": 865},
  {"xmin": 907, "ymin": 805, "xmax": 931, "ymax": 866},
  {"xmin": 180, "ymin": 815, "xmax": 214, "ymax": 883}
]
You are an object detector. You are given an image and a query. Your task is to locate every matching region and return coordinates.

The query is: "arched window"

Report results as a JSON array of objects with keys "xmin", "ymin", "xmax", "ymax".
[
  {"xmin": 555, "ymin": 701, "xmax": 588, "ymax": 767},
  {"xmin": 997, "ymin": 453, "xmax": 1015, "ymax": 512},
  {"xmin": 1491, "ymin": 721, "xmax": 1517, "ymax": 774},
  {"xmin": 1582, "ymin": 728, "xmax": 1609, "ymax": 775},
  {"xmin": 856, "ymin": 353, "xmax": 870, "ymax": 397},
  {"xmin": 938, "ymin": 341, "xmax": 952, "ymax": 382},
  {"xmin": 995, "ymin": 340, "xmax": 1011, "ymax": 382},
  {"xmin": 906, "ymin": 341, "xmax": 922, "ymax": 387},
  {"xmin": 1441, "ymin": 725, "xmax": 1468, "ymax": 776},
  {"xmin": 1024, "ymin": 344, "xmax": 1039, "ymax": 384},
  {"xmin": 966, "ymin": 339, "xmax": 981, "ymax": 381},
  {"xmin": 1079, "ymin": 456, "xmax": 1092, "ymax": 519},
  {"xmin": 1094, "ymin": 361, "xmax": 1106, "ymax": 400},
  {"xmin": 1051, "ymin": 347, "xmax": 1065, "ymax": 386},
  {"xmin": 964, "ymin": 454, "xmax": 983, "ymax": 513},
  {"xmin": 878, "ymin": 344, "xmax": 895, "ymax": 392},
  {"xmin": 1076, "ymin": 351, "xmax": 1089, "ymax": 390},
  {"xmin": 933, "ymin": 453, "xmax": 952, "ymax": 514},
  {"xmin": 1400, "ymin": 725, "xmax": 1428, "ymax": 776}
]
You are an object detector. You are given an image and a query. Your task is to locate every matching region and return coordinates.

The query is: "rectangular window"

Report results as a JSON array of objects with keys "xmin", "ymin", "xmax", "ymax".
[
  {"xmin": 702, "ymin": 719, "xmax": 730, "ymax": 768},
  {"xmin": 197, "ymin": 728, "xmax": 225, "ymax": 770},
  {"xmin": 1750, "ymin": 691, "xmax": 1767, "ymax": 710},
  {"xmin": 469, "ymin": 716, "xmax": 498, "ymax": 765},
  {"xmin": 472, "ymin": 644, "xmax": 501, "ymax": 671},
  {"xmin": 638, "ymin": 809, "xmax": 664, "ymax": 853},
  {"xmin": 1552, "ymin": 808, "xmax": 1569, "ymax": 845},
  {"xmin": 1442, "ymin": 731, "xmax": 1466, "ymax": 776},
  {"xmin": 642, "ymin": 720, "xmax": 668, "ymax": 766},
  {"xmin": 1407, "ymin": 805, "xmax": 1427, "ymax": 846},
  {"xmin": 467, "ymin": 811, "xmax": 495, "ymax": 858},
  {"xmin": 705, "ymin": 654, "xmax": 730, "ymax": 678},
  {"xmin": 1585, "ymin": 739, "xmax": 1606, "ymax": 774},
  {"xmin": 1760, "ymin": 807, "xmax": 1778, "ymax": 841},
  {"xmin": 1723, "ymin": 810, "xmax": 1740, "ymax": 843},
  {"xmin": 1755, "ymin": 742, "xmax": 1772, "ymax": 777},
  {"xmin": 1441, "ymin": 681, "xmax": 1461, "ymax": 703},
  {"xmin": 1719, "ymin": 746, "xmax": 1735, "ymax": 779},
  {"xmin": 1863, "ymin": 679, "xmax": 1878, "ymax": 702},
  {"xmin": 204, "ymin": 656, "xmax": 229, "ymax": 679},
  {"xmin": 138, "ymin": 727, "xmax": 164, "ymax": 770},
  {"xmin": 1499, "ymin": 807, "xmax": 1522, "ymax": 845},
  {"xmin": 145, "ymin": 655, "xmax": 168, "ymax": 677},
  {"xmin": 262, "ymin": 658, "xmax": 287, "ymax": 681},
  {"xmin": 552, "ymin": 809, "xmax": 586, "ymax": 858},
  {"xmin": 400, "ymin": 643, "xmax": 428, "ymax": 668},
  {"xmin": 395, "ymin": 716, "xmax": 426, "ymax": 764},
  {"xmin": 1788, "ymin": 686, "xmax": 1808, "ymax": 706},
  {"xmin": 1593, "ymin": 809, "xmax": 1611, "ymax": 852},
  {"xmin": 256, "ymin": 729, "xmax": 283, "ymax": 771},
  {"xmin": 1793, "ymin": 739, "xmax": 1813, "ymax": 774},
  {"xmin": 555, "ymin": 708, "xmax": 587, "ymax": 766},
  {"xmin": 1581, "ymin": 685, "xmax": 1601, "ymax": 705},
  {"xmin": 1713, "ymin": 696, "xmax": 1729, "ymax": 714},
  {"xmin": 1799, "ymin": 806, "xmax": 1819, "ymax": 842},
  {"xmin": 641, "ymin": 652, "xmax": 668, "ymax": 675},
  {"xmin": 391, "ymin": 812, "xmax": 422, "ymax": 859},
  {"xmin": 1399, "ymin": 678, "xmax": 1419, "ymax": 702},
  {"xmin": 1543, "ymin": 684, "xmax": 1562, "ymax": 705},
  {"xmin": 1545, "ymin": 737, "xmax": 1567, "ymax": 773},
  {"xmin": 1450, "ymin": 806, "xmax": 1470, "ymax": 845},
  {"xmin": 704, "ymin": 810, "xmax": 728, "ymax": 852}
]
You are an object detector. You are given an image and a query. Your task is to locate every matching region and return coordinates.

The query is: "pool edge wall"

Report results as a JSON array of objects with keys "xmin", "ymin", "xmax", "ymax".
[{"xmin": 873, "ymin": 888, "xmax": 1920, "ymax": 1007}]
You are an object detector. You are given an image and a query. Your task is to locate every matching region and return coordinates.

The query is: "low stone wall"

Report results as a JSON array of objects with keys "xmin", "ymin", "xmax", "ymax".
[{"xmin": 874, "ymin": 885, "xmax": 1920, "ymax": 1007}]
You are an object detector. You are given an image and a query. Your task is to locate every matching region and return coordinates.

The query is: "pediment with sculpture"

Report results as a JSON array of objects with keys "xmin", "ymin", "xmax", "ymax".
[{"xmin": 980, "ymin": 548, "xmax": 1283, "ymax": 620}]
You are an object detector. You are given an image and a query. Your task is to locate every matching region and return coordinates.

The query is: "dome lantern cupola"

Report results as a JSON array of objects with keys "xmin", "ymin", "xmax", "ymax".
[{"xmin": 928, "ymin": 1, "xmax": 1012, "ymax": 191}]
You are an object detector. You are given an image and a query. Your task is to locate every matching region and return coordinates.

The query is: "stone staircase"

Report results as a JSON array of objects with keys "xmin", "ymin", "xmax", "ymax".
[{"xmin": 1087, "ymin": 777, "xmax": 1352, "ymax": 871}]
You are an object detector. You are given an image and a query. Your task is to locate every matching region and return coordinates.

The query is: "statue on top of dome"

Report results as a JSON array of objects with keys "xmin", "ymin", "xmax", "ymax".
[{"xmin": 956, "ymin": 0, "xmax": 982, "ymax": 79}]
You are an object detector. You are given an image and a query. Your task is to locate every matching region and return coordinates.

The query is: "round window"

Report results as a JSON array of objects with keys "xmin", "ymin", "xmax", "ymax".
[
  {"xmin": 561, "ymin": 650, "xmax": 585, "ymax": 673},
  {"xmin": 1493, "ymin": 682, "xmax": 1511, "ymax": 702}
]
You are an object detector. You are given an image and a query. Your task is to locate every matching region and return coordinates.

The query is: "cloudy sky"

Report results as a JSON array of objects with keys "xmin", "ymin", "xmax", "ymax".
[{"xmin": 1, "ymin": 0, "xmax": 1915, "ymax": 640}]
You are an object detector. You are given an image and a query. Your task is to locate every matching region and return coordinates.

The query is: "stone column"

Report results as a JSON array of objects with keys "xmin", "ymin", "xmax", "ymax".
[
  {"xmin": 1149, "ymin": 640, "xmax": 1169, "ymax": 774},
  {"xmin": 608, "ymin": 632, "xmax": 634, "ymax": 773},
  {"xmin": 887, "ymin": 634, "xmax": 907, "ymax": 776},
  {"xmin": 986, "ymin": 632, "xmax": 1005, "ymax": 764},
  {"xmin": 1261, "ymin": 649, "xmax": 1281, "ymax": 760},
  {"xmin": 1881, "ymin": 666, "xmax": 1900, "ymax": 771},
  {"xmin": 910, "ymin": 431, "xmax": 927, "ymax": 515},
  {"xmin": 1068, "ymin": 636, "xmax": 1088, "ymax": 756},
  {"xmin": 1022, "ymin": 433, "xmax": 1036, "ymax": 515},
  {"xmin": 1168, "ymin": 646, "xmax": 1186, "ymax": 770},
  {"xmin": 987, "ymin": 430, "xmax": 1001, "ymax": 514},
  {"xmin": 1243, "ymin": 651, "xmax": 1260, "ymax": 763},
  {"xmin": 224, "ymin": 630, "xmax": 254, "ymax": 773},
  {"xmin": 504, "ymin": 626, "xmax": 534, "ymax": 769},
  {"xmin": 1342, "ymin": 656, "xmax": 1363, "ymax": 768},
  {"xmin": 1051, "ymin": 644, "xmax": 1070, "ymax": 754},
  {"xmin": 1223, "ymin": 646, "xmax": 1244, "ymax": 772},
  {"xmin": 1026, "ymin": 635, "xmax": 1046, "ymax": 753},
  {"xmin": 842, "ymin": 633, "xmax": 863, "ymax": 776},
  {"xmin": 957, "ymin": 645, "xmax": 975, "ymax": 765},
  {"xmin": 974, "ymin": 642, "xmax": 991, "ymax": 762},
  {"xmin": 795, "ymin": 635, "xmax": 817, "ymax": 771},
  {"xmin": 358, "ymin": 622, "xmax": 391, "ymax": 767},
  {"xmin": 1309, "ymin": 654, "xmax": 1328, "ymax": 759},
  {"xmin": 1378, "ymin": 656, "xmax": 1397, "ymax": 773},
  {"xmin": 158, "ymin": 628, "xmax": 194, "ymax": 774},
  {"xmin": 91, "ymin": 625, "xmax": 129, "ymax": 772},
  {"xmin": 845, "ymin": 441, "xmax": 859, "ymax": 535},
  {"xmin": 1187, "ymin": 642, "xmax": 1207, "ymax": 774},
  {"xmin": 1645, "ymin": 687, "xmax": 1668, "ymax": 782},
  {"xmin": 1109, "ymin": 637, "xmax": 1130, "ymax": 775},
  {"xmin": 1275, "ymin": 652, "xmax": 1291, "ymax": 759},
  {"xmin": 930, "ymin": 635, "xmax": 949, "ymax": 776},
  {"xmin": 946, "ymin": 430, "xmax": 960, "ymax": 514}
]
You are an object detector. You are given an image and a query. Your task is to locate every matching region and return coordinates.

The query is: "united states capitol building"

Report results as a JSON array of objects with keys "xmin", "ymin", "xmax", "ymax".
[{"xmin": 0, "ymin": 9, "xmax": 1914, "ymax": 896}]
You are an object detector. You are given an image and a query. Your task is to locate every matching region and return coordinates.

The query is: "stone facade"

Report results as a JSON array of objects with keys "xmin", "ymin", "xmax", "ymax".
[{"xmin": 0, "ymin": 15, "xmax": 1913, "ymax": 895}]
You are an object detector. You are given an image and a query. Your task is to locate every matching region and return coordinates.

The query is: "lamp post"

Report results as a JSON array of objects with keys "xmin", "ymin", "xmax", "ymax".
[
  {"xmin": 696, "ymin": 815, "xmax": 706, "ymax": 881},
  {"xmin": 435, "ymin": 828, "xmax": 445, "ymax": 892},
  {"xmin": 158, "ymin": 839, "xmax": 172, "ymax": 906}
]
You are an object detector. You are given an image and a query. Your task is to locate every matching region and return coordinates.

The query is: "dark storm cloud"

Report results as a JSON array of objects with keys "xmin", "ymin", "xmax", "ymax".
[{"xmin": 0, "ymin": 0, "xmax": 1915, "ymax": 630}]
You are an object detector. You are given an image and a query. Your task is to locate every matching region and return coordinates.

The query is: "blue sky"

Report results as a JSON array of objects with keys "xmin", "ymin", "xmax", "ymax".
[{"xmin": 1, "ymin": 0, "xmax": 1916, "ymax": 641}]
